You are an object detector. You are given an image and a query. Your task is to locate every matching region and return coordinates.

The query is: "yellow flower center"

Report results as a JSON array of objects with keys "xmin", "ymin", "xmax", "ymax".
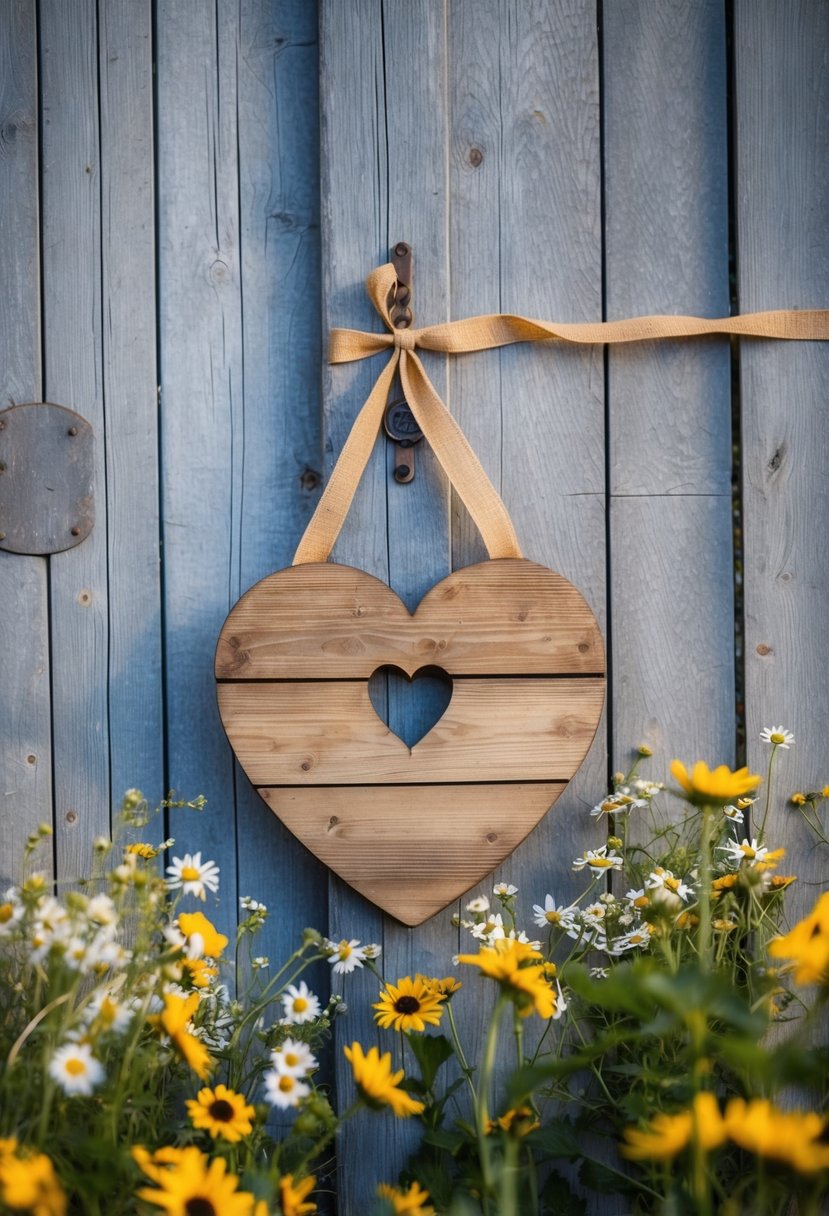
[
  {"xmin": 181, "ymin": 866, "xmax": 201, "ymax": 882},
  {"xmin": 740, "ymin": 844, "xmax": 757, "ymax": 859},
  {"xmin": 545, "ymin": 910, "xmax": 561, "ymax": 923},
  {"xmin": 208, "ymin": 1099, "xmax": 234, "ymax": 1122},
  {"xmin": 770, "ymin": 732, "xmax": 786, "ymax": 745},
  {"xmin": 590, "ymin": 858, "xmax": 614, "ymax": 868},
  {"xmin": 293, "ymin": 997, "xmax": 308, "ymax": 1013},
  {"xmin": 279, "ymin": 1075, "xmax": 296, "ymax": 1093},
  {"xmin": 65, "ymin": 1058, "xmax": 87, "ymax": 1077},
  {"xmin": 338, "ymin": 942, "xmax": 352, "ymax": 959},
  {"xmin": 0, "ymin": 904, "xmax": 13, "ymax": 923},
  {"xmin": 284, "ymin": 1052, "xmax": 300, "ymax": 1067},
  {"xmin": 665, "ymin": 877, "xmax": 681, "ymax": 891}
]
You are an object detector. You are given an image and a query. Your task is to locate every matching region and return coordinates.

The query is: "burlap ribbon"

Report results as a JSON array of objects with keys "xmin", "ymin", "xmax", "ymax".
[{"xmin": 294, "ymin": 262, "xmax": 829, "ymax": 565}]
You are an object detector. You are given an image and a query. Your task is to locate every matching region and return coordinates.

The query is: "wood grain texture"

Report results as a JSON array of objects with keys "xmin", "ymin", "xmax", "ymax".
[
  {"xmin": 261, "ymin": 783, "xmax": 567, "ymax": 924},
  {"xmin": 231, "ymin": 0, "xmax": 329, "ymax": 1010},
  {"xmin": 217, "ymin": 559, "xmax": 603, "ymax": 678},
  {"xmin": 602, "ymin": 0, "xmax": 733, "ymax": 777},
  {"xmin": 0, "ymin": 0, "xmax": 52, "ymax": 881},
  {"xmin": 98, "ymin": 0, "xmax": 164, "ymax": 812},
  {"xmin": 736, "ymin": 0, "xmax": 829, "ymax": 913},
  {"xmin": 220, "ymin": 676, "xmax": 604, "ymax": 785},
  {"xmin": 319, "ymin": 0, "xmax": 454, "ymax": 1199},
  {"xmin": 156, "ymin": 0, "xmax": 244, "ymax": 940},
  {"xmin": 40, "ymin": 0, "xmax": 111, "ymax": 879},
  {"xmin": 448, "ymin": 4, "xmax": 606, "ymax": 1147}
]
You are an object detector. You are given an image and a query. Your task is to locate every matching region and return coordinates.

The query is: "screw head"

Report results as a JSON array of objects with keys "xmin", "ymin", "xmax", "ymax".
[
  {"xmin": 71, "ymin": 526, "xmax": 81, "ymax": 537},
  {"xmin": 67, "ymin": 426, "xmax": 78, "ymax": 437}
]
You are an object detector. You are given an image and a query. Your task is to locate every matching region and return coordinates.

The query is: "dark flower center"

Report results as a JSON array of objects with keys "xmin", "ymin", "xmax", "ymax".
[
  {"xmin": 394, "ymin": 996, "xmax": 421, "ymax": 1014},
  {"xmin": 208, "ymin": 1099, "xmax": 235, "ymax": 1122},
  {"xmin": 185, "ymin": 1201, "xmax": 216, "ymax": 1216}
]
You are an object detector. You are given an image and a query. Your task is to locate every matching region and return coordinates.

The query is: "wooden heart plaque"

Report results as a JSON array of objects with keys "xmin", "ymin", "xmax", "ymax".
[{"xmin": 216, "ymin": 558, "xmax": 604, "ymax": 925}]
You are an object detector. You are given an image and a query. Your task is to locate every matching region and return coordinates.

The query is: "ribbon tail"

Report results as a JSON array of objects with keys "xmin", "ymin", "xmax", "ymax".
[
  {"xmin": 399, "ymin": 351, "xmax": 523, "ymax": 561},
  {"xmin": 293, "ymin": 351, "xmax": 401, "ymax": 565}
]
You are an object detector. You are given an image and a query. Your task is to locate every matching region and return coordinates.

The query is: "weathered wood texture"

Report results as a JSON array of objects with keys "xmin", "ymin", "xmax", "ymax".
[
  {"xmin": 0, "ymin": 0, "xmax": 51, "ymax": 882},
  {"xmin": 736, "ymin": 0, "xmax": 829, "ymax": 914},
  {"xmin": 0, "ymin": 0, "xmax": 827, "ymax": 1209},
  {"xmin": 603, "ymin": 0, "xmax": 733, "ymax": 778},
  {"xmin": 156, "ymin": 0, "xmax": 324, "ymax": 950}
]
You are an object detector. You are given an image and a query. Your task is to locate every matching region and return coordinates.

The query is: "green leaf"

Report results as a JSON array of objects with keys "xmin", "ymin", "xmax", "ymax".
[
  {"xmin": 405, "ymin": 1032, "xmax": 455, "ymax": 1090},
  {"xmin": 525, "ymin": 1117, "xmax": 583, "ymax": 1161},
  {"xmin": 540, "ymin": 1171, "xmax": 587, "ymax": 1216}
]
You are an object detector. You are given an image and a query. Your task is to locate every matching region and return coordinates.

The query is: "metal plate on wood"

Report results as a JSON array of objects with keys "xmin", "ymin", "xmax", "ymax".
[{"xmin": 0, "ymin": 402, "xmax": 94, "ymax": 555}]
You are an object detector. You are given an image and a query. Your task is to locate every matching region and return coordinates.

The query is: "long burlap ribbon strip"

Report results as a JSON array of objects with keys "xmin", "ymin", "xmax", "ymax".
[{"xmin": 293, "ymin": 263, "xmax": 829, "ymax": 565}]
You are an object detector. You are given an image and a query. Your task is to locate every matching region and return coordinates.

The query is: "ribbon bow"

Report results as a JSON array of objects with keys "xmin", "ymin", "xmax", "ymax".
[{"xmin": 294, "ymin": 262, "xmax": 829, "ymax": 565}]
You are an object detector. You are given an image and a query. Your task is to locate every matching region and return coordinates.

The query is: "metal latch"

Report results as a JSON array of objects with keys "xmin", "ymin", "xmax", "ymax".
[
  {"xmin": 385, "ymin": 241, "xmax": 422, "ymax": 483},
  {"xmin": 0, "ymin": 401, "xmax": 94, "ymax": 555}
]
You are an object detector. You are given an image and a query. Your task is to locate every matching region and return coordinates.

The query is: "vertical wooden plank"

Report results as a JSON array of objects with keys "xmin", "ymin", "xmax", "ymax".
[
  {"xmin": 157, "ymin": 0, "xmax": 243, "ymax": 940},
  {"xmin": 98, "ymin": 0, "xmax": 164, "ymax": 814},
  {"xmin": 603, "ymin": 2, "xmax": 732, "ymax": 778},
  {"xmin": 41, "ymin": 0, "xmax": 110, "ymax": 879},
  {"xmin": 0, "ymin": 0, "xmax": 52, "ymax": 883},
  {"xmin": 449, "ymin": 0, "xmax": 605, "ymax": 1077},
  {"xmin": 736, "ymin": 0, "xmax": 829, "ymax": 913},
  {"xmin": 233, "ymin": 0, "xmax": 328, "ymax": 974},
  {"xmin": 320, "ymin": 0, "xmax": 455, "ymax": 1202}
]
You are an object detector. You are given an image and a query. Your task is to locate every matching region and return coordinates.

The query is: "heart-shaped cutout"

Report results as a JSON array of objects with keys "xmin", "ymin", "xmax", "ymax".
[
  {"xmin": 216, "ymin": 558, "xmax": 605, "ymax": 925},
  {"xmin": 367, "ymin": 665, "xmax": 453, "ymax": 749}
]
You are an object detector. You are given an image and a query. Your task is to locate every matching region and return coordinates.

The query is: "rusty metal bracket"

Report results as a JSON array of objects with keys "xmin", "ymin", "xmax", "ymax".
[
  {"xmin": 0, "ymin": 402, "xmax": 94, "ymax": 555},
  {"xmin": 386, "ymin": 242, "xmax": 420, "ymax": 482}
]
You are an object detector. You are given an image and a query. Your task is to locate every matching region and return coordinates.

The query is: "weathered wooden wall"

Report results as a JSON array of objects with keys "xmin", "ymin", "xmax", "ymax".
[{"xmin": 0, "ymin": 1, "xmax": 826, "ymax": 1211}]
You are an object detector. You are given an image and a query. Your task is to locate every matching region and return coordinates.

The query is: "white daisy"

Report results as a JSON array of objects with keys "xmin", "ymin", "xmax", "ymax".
[
  {"xmin": 362, "ymin": 943, "xmax": 382, "ymax": 960},
  {"xmin": 612, "ymin": 926, "xmax": 652, "ymax": 953},
  {"xmin": 281, "ymin": 981, "xmax": 321, "ymax": 1025},
  {"xmin": 718, "ymin": 837, "xmax": 769, "ymax": 865},
  {"xmin": 493, "ymin": 882, "xmax": 517, "ymax": 898},
  {"xmin": 0, "ymin": 889, "xmax": 23, "ymax": 937},
  {"xmin": 470, "ymin": 913, "xmax": 506, "ymax": 942},
  {"xmin": 251, "ymin": 956, "xmax": 269, "ymax": 970},
  {"xmin": 263, "ymin": 1069, "xmax": 310, "ymax": 1109},
  {"xmin": 589, "ymin": 967, "xmax": 609, "ymax": 979},
  {"xmin": 646, "ymin": 867, "xmax": 692, "ymax": 905},
  {"xmin": 625, "ymin": 888, "xmax": 649, "ymax": 908},
  {"xmin": 582, "ymin": 902, "xmax": 608, "ymax": 926},
  {"xmin": 271, "ymin": 1037, "xmax": 318, "ymax": 1078},
  {"xmin": 632, "ymin": 779, "xmax": 664, "ymax": 799},
  {"xmin": 722, "ymin": 804, "xmax": 745, "ymax": 823},
  {"xmin": 506, "ymin": 929, "xmax": 542, "ymax": 950},
  {"xmin": 590, "ymin": 794, "xmax": 646, "ymax": 818},
  {"xmin": 465, "ymin": 895, "xmax": 490, "ymax": 914},
  {"xmin": 531, "ymin": 894, "xmax": 578, "ymax": 930},
  {"xmin": 85, "ymin": 894, "xmax": 118, "ymax": 929},
  {"xmin": 760, "ymin": 725, "xmax": 795, "ymax": 749},
  {"xmin": 240, "ymin": 896, "xmax": 267, "ymax": 912},
  {"xmin": 165, "ymin": 853, "xmax": 220, "ymax": 901},
  {"xmin": 86, "ymin": 990, "xmax": 134, "ymax": 1035},
  {"xmin": 572, "ymin": 846, "xmax": 624, "ymax": 874},
  {"xmin": 324, "ymin": 939, "xmax": 367, "ymax": 974},
  {"xmin": 49, "ymin": 1042, "xmax": 105, "ymax": 1096}
]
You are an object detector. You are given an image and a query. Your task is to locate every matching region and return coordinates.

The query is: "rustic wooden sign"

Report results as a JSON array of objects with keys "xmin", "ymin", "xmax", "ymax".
[{"xmin": 216, "ymin": 558, "xmax": 604, "ymax": 925}]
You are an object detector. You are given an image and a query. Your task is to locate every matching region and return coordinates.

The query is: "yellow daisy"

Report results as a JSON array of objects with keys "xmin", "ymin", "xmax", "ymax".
[
  {"xmin": 148, "ymin": 993, "xmax": 212, "ymax": 1079},
  {"xmin": 0, "ymin": 1148, "xmax": 67, "ymax": 1216},
  {"xmin": 768, "ymin": 891, "xmax": 829, "ymax": 984},
  {"xmin": 376, "ymin": 1180, "xmax": 436, "ymax": 1214},
  {"xmin": 344, "ymin": 1042, "xmax": 424, "ymax": 1118},
  {"xmin": 373, "ymin": 975, "xmax": 446, "ymax": 1032},
  {"xmin": 724, "ymin": 1099, "xmax": 829, "ymax": 1173},
  {"xmin": 670, "ymin": 759, "xmax": 762, "ymax": 806},
  {"xmin": 186, "ymin": 1084, "xmax": 255, "ymax": 1142},
  {"xmin": 621, "ymin": 1092, "xmax": 726, "ymax": 1161},
  {"xmin": 456, "ymin": 939, "xmax": 558, "ymax": 1019},
  {"xmin": 417, "ymin": 974, "xmax": 462, "ymax": 998},
  {"xmin": 132, "ymin": 1146, "xmax": 255, "ymax": 1216},
  {"xmin": 178, "ymin": 911, "xmax": 229, "ymax": 959},
  {"xmin": 279, "ymin": 1173, "xmax": 317, "ymax": 1216}
]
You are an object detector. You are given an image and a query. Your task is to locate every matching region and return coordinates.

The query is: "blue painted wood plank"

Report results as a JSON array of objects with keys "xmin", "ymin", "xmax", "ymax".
[
  {"xmin": 40, "ymin": 0, "xmax": 111, "ymax": 880},
  {"xmin": 0, "ymin": 1, "xmax": 52, "ymax": 885},
  {"xmin": 603, "ymin": 0, "xmax": 733, "ymax": 774},
  {"xmin": 736, "ymin": 0, "xmax": 829, "ymax": 917}
]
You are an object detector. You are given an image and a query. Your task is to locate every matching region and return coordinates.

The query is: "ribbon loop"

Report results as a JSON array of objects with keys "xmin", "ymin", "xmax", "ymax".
[{"xmin": 294, "ymin": 263, "xmax": 829, "ymax": 567}]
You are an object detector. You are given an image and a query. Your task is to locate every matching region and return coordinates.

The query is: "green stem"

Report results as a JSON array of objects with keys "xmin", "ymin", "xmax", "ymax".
[
  {"xmin": 445, "ymin": 1001, "xmax": 477, "ymax": 1109},
  {"xmin": 759, "ymin": 744, "xmax": 778, "ymax": 841},
  {"xmin": 698, "ymin": 806, "xmax": 714, "ymax": 968},
  {"xmin": 476, "ymin": 994, "xmax": 508, "ymax": 1203}
]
